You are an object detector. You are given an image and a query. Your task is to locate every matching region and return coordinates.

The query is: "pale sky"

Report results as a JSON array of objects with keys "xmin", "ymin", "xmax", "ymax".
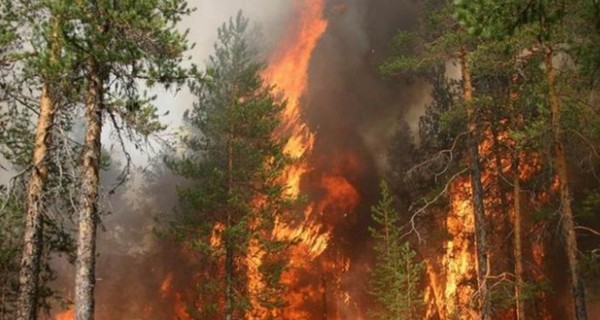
[{"xmin": 105, "ymin": 0, "xmax": 292, "ymax": 168}]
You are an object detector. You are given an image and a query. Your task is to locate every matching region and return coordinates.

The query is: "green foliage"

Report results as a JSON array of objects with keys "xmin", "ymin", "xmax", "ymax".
[
  {"xmin": 369, "ymin": 181, "xmax": 424, "ymax": 320},
  {"xmin": 168, "ymin": 12, "xmax": 295, "ymax": 318},
  {"xmin": 454, "ymin": 0, "xmax": 568, "ymax": 40},
  {"xmin": 579, "ymin": 189, "xmax": 600, "ymax": 219},
  {"xmin": 379, "ymin": 31, "xmax": 425, "ymax": 77}
]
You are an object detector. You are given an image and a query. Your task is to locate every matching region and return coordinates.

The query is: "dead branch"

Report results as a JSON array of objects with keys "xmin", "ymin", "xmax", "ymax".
[
  {"xmin": 575, "ymin": 225, "xmax": 600, "ymax": 238},
  {"xmin": 405, "ymin": 131, "xmax": 467, "ymax": 183},
  {"xmin": 404, "ymin": 167, "xmax": 468, "ymax": 243}
]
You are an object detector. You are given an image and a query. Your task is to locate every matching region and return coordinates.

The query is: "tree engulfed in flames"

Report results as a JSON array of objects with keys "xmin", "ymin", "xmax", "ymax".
[{"xmin": 422, "ymin": 122, "xmax": 557, "ymax": 319}]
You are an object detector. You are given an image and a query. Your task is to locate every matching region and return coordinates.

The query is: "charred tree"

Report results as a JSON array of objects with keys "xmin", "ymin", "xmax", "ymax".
[
  {"xmin": 510, "ymin": 65, "xmax": 526, "ymax": 320},
  {"xmin": 225, "ymin": 128, "xmax": 234, "ymax": 320},
  {"xmin": 544, "ymin": 45, "xmax": 587, "ymax": 320},
  {"xmin": 459, "ymin": 47, "xmax": 490, "ymax": 320}
]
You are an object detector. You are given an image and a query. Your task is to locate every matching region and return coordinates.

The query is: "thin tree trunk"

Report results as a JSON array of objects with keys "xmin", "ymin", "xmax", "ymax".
[
  {"xmin": 510, "ymin": 67, "xmax": 526, "ymax": 320},
  {"xmin": 75, "ymin": 60, "xmax": 103, "ymax": 320},
  {"xmin": 406, "ymin": 253, "xmax": 412, "ymax": 320},
  {"xmin": 16, "ymin": 17, "xmax": 60, "ymax": 320},
  {"xmin": 225, "ymin": 238, "xmax": 233, "ymax": 320},
  {"xmin": 512, "ymin": 155, "xmax": 525, "ymax": 320},
  {"xmin": 544, "ymin": 45, "xmax": 587, "ymax": 320},
  {"xmin": 225, "ymin": 134, "xmax": 234, "ymax": 320},
  {"xmin": 16, "ymin": 80, "xmax": 54, "ymax": 320},
  {"xmin": 459, "ymin": 47, "xmax": 490, "ymax": 320}
]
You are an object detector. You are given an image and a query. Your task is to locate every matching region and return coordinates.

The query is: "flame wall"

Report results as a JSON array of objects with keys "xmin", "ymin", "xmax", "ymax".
[{"xmin": 264, "ymin": 0, "xmax": 424, "ymax": 318}]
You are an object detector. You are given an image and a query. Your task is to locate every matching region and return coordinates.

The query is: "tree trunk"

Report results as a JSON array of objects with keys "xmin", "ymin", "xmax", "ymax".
[
  {"xmin": 75, "ymin": 60, "xmax": 103, "ymax": 320},
  {"xmin": 16, "ymin": 17, "xmax": 60, "ymax": 320},
  {"xmin": 16, "ymin": 83, "xmax": 54, "ymax": 320},
  {"xmin": 512, "ymin": 155, "xmax": 525, "ymax": 320},
  {"xmin": 544, "ymin": 45, "xmax": 587, "ymax": 320},
  {"xmin": 225, "ymin": 134, "xmax": 234, "ymax": 320},
  {"xmin": 459, "ymin": 47, "xmax": 490, "ymax": 320},
  {"xmin": 510, "ymin": 68, "xmax": 526, "ymax": 320},
  {"xmin": 225, "ymin": 237, "xmax": 234, "ymax": 320}
]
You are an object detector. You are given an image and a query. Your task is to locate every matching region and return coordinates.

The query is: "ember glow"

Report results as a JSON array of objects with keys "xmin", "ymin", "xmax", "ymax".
[{"xmin": 54, "ymin": 309, "xmax": 74, "ymax": 320}]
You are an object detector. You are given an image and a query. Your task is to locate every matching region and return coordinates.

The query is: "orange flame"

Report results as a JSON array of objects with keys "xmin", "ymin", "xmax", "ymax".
[
  {"xmin": 54, "ymin": 308, "xmax": 74, "ymax": 320},
  {"xmin": 264, "ymin": 0, "xmax": 327, "ymax": 199},
  {"xmin": 261, "ymin": 0, "xmax": 330, "ymax": 316},
  {"xmin": 262, "ymin": 0, "xmax": 363, "ymax": 318},
  {"xmin": 423, "ymin": 122, "xmax": 556, "ymax": 319},
  {"xmin": 263, "ymin": 0, "xmax": 329, "ymax": 252}
]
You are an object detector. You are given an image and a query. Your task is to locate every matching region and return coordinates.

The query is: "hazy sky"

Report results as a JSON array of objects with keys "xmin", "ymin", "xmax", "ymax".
[
  {"xmin": 1, "ymin": 1, "xmax": 292, "ymax": 183},
  {"xmin": 105, "ymin": 0, "xmax": 292, "ymax": 167}
]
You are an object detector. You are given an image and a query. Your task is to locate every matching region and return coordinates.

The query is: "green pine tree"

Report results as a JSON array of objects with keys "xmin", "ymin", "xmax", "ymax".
[
  {"xmin": 168, "ymin": 12, "xmax": 295, "ymax": 319},
  {"xmin": 49, "ymin": 0, "xmax": 192, "ymax": 318},
  {"xmin": 369, "ymin": 181, "xmax": 424, "ymax": 320}
]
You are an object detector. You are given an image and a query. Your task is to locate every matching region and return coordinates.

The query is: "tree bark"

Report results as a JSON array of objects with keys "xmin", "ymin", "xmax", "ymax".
[
  {"xmin": 225, "ymin": 133, "xmax": 234, "ymax": 320},
  {"xmin": 459, "ymin": 47, "xmax": 491, "ymax": 320},
  {"xmin": 16, "ymin": 17, "xmax": 60, "ymax": 320},
  {"xmin": 512, "ymin": 154, "xmax": 525, "ymax": 320},
  {"xmin": 16, "ymin": 82, "xmax": 54, "ymax": 320},
  {"xmin": 75, "ymin": 60, "xmax": 103, "ymax": 320},
  {"xmin": 544, "ymin": 45, "xmax": 587, "ymax": 320},
  {"xmin": 510, "ymin": 68, "xmax": 526, "ymax": 320}
]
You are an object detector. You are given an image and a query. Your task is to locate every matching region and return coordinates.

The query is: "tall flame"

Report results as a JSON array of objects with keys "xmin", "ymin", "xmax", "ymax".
[
  {"xmin": 262, "ymin": 1, "xmax": 365, "ymax": 318},
  {"xmin": 264, "ymin": 0, "xmax": 327, "ymax": 199},
  {"xmin": 263, "ymin": 0, "xmax": 328, "ymax": 261}
]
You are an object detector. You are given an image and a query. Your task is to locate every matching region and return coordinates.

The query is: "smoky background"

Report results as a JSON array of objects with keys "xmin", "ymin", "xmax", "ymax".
[{"xmin": 41, "ymin": 0, "xmax": 434, "ymax": 318}]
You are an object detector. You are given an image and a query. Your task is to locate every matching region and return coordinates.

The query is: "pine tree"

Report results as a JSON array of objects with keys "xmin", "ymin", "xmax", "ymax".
[
  {"xmin": 17, "ymin": 13, "xmax": 61, "ymax": 320},
  {"xmin": 168, "ymin": 12, "xmax": 295, "ymax": 319},
  {"xmin": 369, "ymin": 181, "xmax": 424, "ymax": 320},
  {"xmin": 380, "ymin": 1, "xmax": 492, "ymax": 317},
  {"xmin": 53, "ymin": 1, "xmax": 192, "ymax": 318},
  {"xmin": 0, "ymin": 1, "xmax": 82, "ymax": 318},
  {"xmin": 455, "ymin": 1, "xmax": 600, "ymax": 318}
]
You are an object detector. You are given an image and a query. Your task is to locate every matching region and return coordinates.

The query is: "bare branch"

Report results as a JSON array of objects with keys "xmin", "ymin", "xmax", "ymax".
[
  {"xmin": 405, "ymin": 131, "xmax": 467, "ymax": 183},
  {"xmin": 106, "ymin": 110, "xmax": 133, "ymax": 194},
  {"xmin": 575, "ymin": 225, "xmax": 600, "ymax": 238},
  {"xmin": 403, "ymin": 167, "xmax": 468, "ymax": 243}
]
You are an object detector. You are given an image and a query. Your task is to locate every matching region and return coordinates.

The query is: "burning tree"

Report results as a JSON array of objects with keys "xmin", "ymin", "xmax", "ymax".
[
  {"xmin": 381, "ymin": 0, "xmax": 600, "ymax": 319},
  {"xmin": 168, "ymin": 12, "xmax": 297, "ymax": 319}
]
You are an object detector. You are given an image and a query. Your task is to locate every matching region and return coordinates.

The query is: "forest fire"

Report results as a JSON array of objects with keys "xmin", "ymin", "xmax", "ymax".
[
  {"xmin": 263, "ymin": 0, "xmax": 327, "ymax": 199},
  {"xmin": 6, "ymin": 0, "xmax": 600, "ymax": 319},
  {"xmin": 263, "ymin": 0, "xmax": 362, "ymax": 318}
]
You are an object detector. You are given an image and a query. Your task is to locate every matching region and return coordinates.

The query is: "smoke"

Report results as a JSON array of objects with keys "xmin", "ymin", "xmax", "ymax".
[
  {"xmin": 48, "ymin": 0, "xmax": 432, "ymax": 318},
  {"xmin": 308, "ymin": 0, "xmax": 424, "ymax": 175},
  {"xmin": 284, "ymin": 0, "xmax": 425, "ymax": 317},
  {"xmin": 166, "ymin": 0, "xmax": 292, "ymax": 121},
  {"xmin": 51, "ymin": 2, "xmax": 296, "ymax": 318}
]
